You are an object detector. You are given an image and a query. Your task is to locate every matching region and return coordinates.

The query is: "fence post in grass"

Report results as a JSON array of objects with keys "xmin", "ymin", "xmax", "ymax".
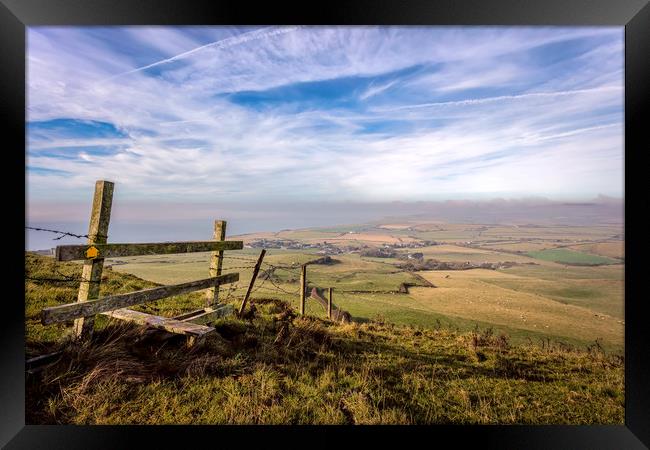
[
  {"xmin": 206, "ymin": 220, "xmax": 227, "ymax": 307},
  {"xmin": 300, "ymin": 264, "xmax": 306, "ymax": 315},
  {"xmin": 73, "ymin": 180, "xmax": 114, "ymax": 340},
  {"xmin": 328, "ymin": 287, "xmax": 333, "ymax": 320},
  {"xmin": 238, "ymin": 249, "xmax": 266, "ymax": 317}
]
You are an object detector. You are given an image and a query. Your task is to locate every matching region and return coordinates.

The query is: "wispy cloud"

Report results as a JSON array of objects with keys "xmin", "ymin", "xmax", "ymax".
[
  {"xmin": 378, "ymin": 85, "xmax": 622, "ymax": 111},
  {"xmin": 26, "ymin": 26, "xmax": 623, "ymax": 215},
  {"xmin": 102, "ymin": 26, "xmax": 302, "ymax": 82}
]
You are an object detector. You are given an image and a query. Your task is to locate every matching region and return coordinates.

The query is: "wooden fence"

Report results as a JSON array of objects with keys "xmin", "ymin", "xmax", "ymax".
[
  {"xmin": 298, "ymin": 264, "xmax": 351, "ymax": 323},
  {"xmin": 38, "ymin": 180, "xmax": 352, "ymax": 349},
  {"xmin": 40, "ymin": 180, "xmax": 244, "ymax": 346}
]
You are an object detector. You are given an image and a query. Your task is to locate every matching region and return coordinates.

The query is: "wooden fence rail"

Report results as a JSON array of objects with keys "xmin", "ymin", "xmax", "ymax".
[
  {"xmin": 42, "ymin": 273, "xmax": 239, "ymax": 325},
  {"xmin": 56, "ymin": 240, "xmax": 243, "ymax": 261}
]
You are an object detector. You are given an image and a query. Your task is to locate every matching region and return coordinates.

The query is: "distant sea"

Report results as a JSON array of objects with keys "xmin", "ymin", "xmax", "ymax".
[
  {"xmin": 25, "ymin": 216, "xmax": 377, "ymax": 251},
  {"xmin": 25, "ymin": 199, "xmax": 623, "ymax": 251}
]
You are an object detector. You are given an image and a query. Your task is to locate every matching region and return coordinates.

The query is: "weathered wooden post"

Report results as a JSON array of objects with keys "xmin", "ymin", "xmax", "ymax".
[
  {"xmin": 206, "ymin": 220, "xmax": 227, "ymax": 307},
  {"xmin": 328, "ymin": 287, "xmax": 333, "ymax": 320},
  {"xmin": 238, "ymin": 249, "xmax": 266, "ymax": 316},
  {"xmin": 73, "ymin": 180, "xmax": 114, "ymax": 339},
  {"xmin": 300, "ymin": 264, "xmax": 306, "ymax": 315}
]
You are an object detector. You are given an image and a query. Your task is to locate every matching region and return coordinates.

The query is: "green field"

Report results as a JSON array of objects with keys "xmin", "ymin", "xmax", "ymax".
[
  {"xmin": 103, "ymin": 243, "xmax": 623, "ymax": 353},
  {"xmin": 526, "ymin": 248, "xmax": 619, "ymax": 265}
]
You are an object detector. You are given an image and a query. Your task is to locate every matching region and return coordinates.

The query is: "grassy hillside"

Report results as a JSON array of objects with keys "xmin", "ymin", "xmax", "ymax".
[
  {"xmin": 106, "ymin": 248, "xmax": 624, "ymax": 353},
  {"xmin": 526, "ymin": 248, "xmax": 619, "ymax": 265},
  {"xmin": 25, "ymin": 253, "xmax": 623, "ymax": 424}
]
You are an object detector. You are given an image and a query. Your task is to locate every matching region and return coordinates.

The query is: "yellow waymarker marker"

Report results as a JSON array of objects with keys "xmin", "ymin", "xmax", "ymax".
[{"xmin": 85, "ymin": 246, "xmax": 99, "ymax": 259}]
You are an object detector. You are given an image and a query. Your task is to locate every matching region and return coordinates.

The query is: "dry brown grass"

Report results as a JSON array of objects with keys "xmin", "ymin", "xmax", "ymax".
[
  {"xmin": 566, "ymin": 242, "xmax": 624, "ymax": 259},
  {"xmin": 409, "ymin": 270, "xmax": 623, "ymax": 349}
]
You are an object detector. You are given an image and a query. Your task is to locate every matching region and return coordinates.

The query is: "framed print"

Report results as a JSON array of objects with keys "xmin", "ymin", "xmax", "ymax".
[{"xmin": 3, "ymin": 0, "xmax": 649, "ymax": 448}]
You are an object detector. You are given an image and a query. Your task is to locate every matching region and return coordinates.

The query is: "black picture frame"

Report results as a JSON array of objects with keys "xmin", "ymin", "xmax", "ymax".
[{"xmin": 3, "ymin": 0, "xmax": 649, "ymax": 448}]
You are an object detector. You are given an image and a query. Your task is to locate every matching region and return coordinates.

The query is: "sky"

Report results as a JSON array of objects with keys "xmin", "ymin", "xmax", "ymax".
[{"xmin": 25, "ymin": 26, "xmax": 624, "ymax": 249}]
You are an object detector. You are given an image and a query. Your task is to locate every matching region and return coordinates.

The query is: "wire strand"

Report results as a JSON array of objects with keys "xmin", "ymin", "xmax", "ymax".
[{"xmin": 26, "ymin": 226, "xmax": 99, "ymax": 240}]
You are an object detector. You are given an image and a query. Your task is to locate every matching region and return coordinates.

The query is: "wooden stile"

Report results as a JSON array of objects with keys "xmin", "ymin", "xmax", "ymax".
[
  {"xmin": 42, "ymin": 180, "xmax": 248, "ymax": 346},
  {"xmin": 42, "ymin": 273, "xmax": 239, "ymax": 325}
]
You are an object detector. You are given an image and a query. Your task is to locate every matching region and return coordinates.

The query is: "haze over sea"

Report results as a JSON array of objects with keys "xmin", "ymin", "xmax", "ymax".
[{"xmin": 26, "ymin": 197, "xmax": 623, "ymax": 251}]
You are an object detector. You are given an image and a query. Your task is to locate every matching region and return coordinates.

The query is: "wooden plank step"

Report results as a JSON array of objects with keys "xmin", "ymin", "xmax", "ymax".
[
  {"xmin": 56, "ymin": 240, "xmax": 243, "ymax": 261},
  {"xmin": 101, "ymin": 308, "xmax": 215, "ymax": 337},
  {"xmin": 42, "ymin": 272, "xmax": 239, "ymax": 325}
]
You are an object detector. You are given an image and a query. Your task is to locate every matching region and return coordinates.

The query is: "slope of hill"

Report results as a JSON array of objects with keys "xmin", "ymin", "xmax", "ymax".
[
  {"xmin": 25, "ymin": 253, "xmax": 623, "ymax": 424},
  {"xmin": 104, "ymin": 247, "xmax": 624, "ymax": 352}
]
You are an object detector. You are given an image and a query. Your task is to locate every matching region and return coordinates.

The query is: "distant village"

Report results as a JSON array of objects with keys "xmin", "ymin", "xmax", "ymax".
[{"xmin": 246, "ymin": 237, "xmax": 439, "ymax": 256}]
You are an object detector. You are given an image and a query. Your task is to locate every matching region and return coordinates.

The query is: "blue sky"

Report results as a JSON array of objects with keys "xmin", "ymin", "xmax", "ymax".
[{"xmin": 26, "ymin": 26, "xmax": 623, "ymax": 235}]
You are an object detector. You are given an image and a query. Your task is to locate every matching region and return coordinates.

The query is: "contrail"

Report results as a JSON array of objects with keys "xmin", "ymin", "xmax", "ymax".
[
  {"xmin": 102, "ymin": 26, "xmax": 302, "ymax": 82},
  {"xmin": 530, "ymin": 123, "xmax": 620, "ymax": 143},
  {"xmin": 359, "ymin": 79, "xmax": 400, "ymax": 101},
  {"xmin": 381, "ymin": 85, "xmax": 623, "ymax": 111}
]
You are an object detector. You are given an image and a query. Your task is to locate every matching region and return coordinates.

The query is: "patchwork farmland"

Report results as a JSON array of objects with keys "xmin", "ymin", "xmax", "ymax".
[{"xmin": 104, "ymin": 221, "xmax": 624, "ymax": 353}]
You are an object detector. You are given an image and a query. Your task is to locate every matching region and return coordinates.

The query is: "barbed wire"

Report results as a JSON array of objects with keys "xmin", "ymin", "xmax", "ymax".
[
  {"xmin": 26, "ymin": 270, "xmax": 100, "ymax": 284},
  {"xmin": 261, "ymin": 261, "xmax": 302, "ymax": 272},
  {"xmin": 25, "ymin": 276, "xmax": 100, "ymax": 285},
  {"xmin": 250, "ymin": 277, "xmax": 268, "ymax": 294},
  {"xmin": 223, "ymin": 254, "xmax": 315, "ymax": 272},
  {"xmin": 25, "ymin": 235, "xmax": 317, "ymax": 298},
  {"xmin": 253, "ymin": 285, "xmax": 285, "ymax": 293},
  {"xmin": 218, "ymin": 266, "xmax": 301, "ymax": 300},
  {"xmin": 25, "ymin": 268, "xmax": 101, "ymax": 284},
  {"xmin": 220, "ymin": 282, "xmax": 240, "ymax": 303},
  {"xmin": 25, "ymin": 226, "xmax": 103, "ymax": 241},
  {"xmin": 222, "ymin": 255, "xmax": 258, "ymax": 262},
  {"xmin": 221, "ymin": 265, "xmax": 256, "ymax": 271},
  {"xmin": 253, "ymin": 285, "xmax": 297, "ymax": 295},
  {"xmin": 260, "ymin": 273, "xmax": 301, "ymax": 295}
]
